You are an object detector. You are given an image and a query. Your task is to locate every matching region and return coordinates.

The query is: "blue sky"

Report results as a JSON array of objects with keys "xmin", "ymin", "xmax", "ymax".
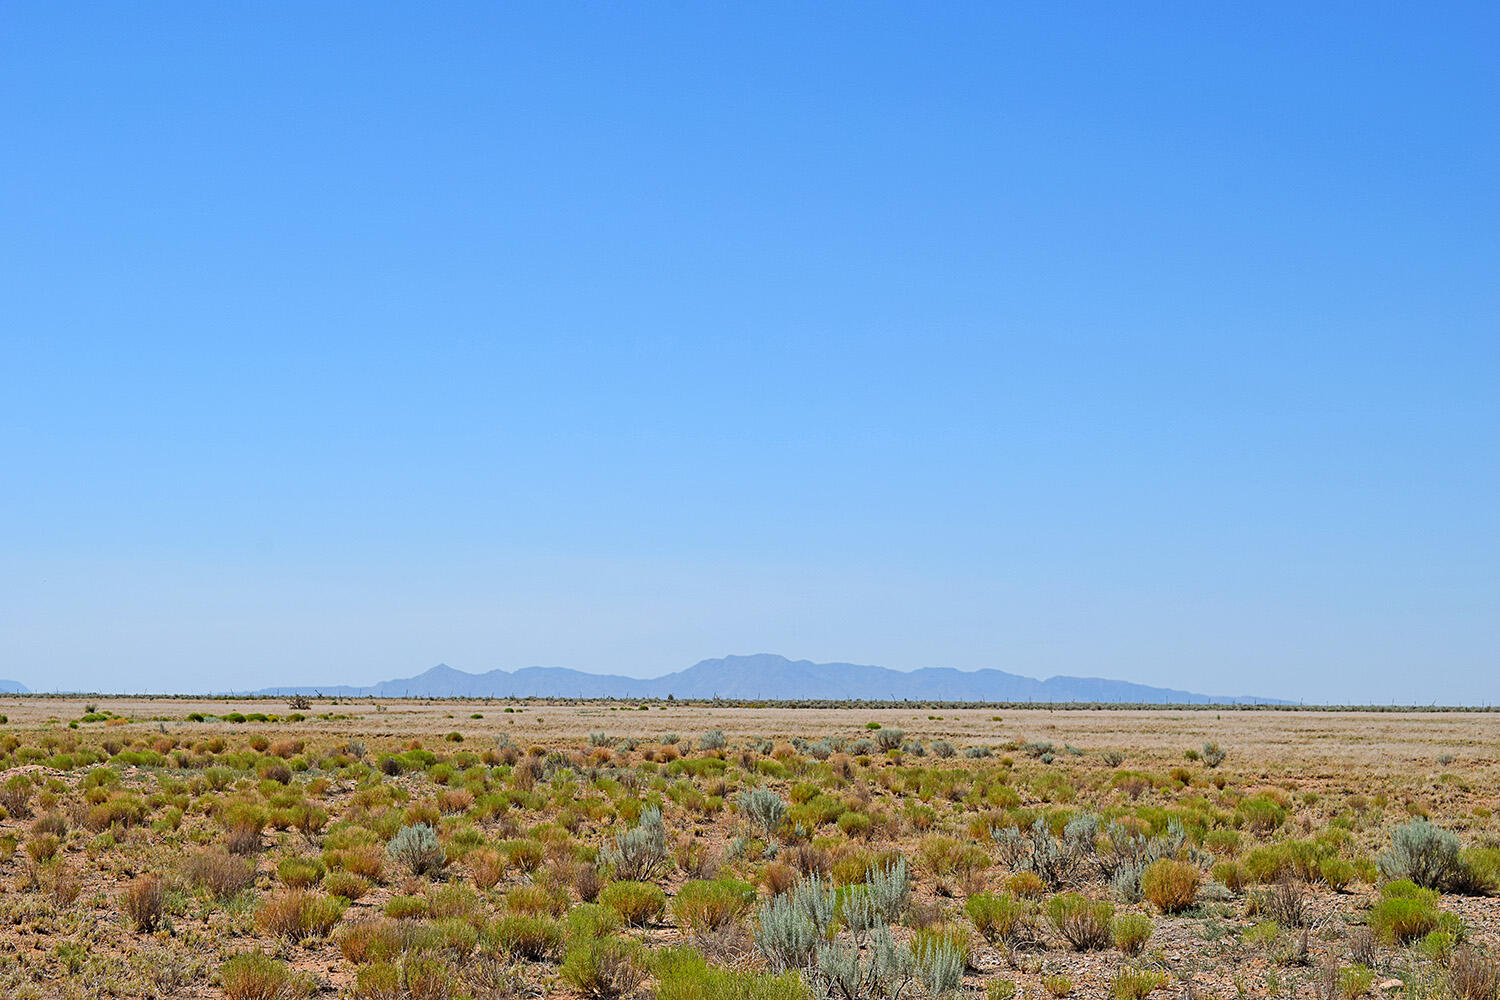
[{"xmin": 3, "ymin": 3, "xmax": 1496, "ymax": 702}]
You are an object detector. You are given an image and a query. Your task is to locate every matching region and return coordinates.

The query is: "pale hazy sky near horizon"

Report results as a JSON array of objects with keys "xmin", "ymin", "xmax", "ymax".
[{"xmin": 4, "ymin": 4, "xmax": 1497, "ymax": 703}]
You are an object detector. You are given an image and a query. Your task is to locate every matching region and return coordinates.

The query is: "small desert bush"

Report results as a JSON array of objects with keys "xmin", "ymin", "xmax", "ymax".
[
  {"xmin": 654, "ymin": 945, "xmax": 809, "ymax": 1000},
  {"xmin": 599, "ymin": 880, "xmax": 666, "ymax": 926},
  {"xmin": 354, "ymin": 962, "xmax": 400, "ymax": 1000},
  {"xmin": 567, "ymin": 902, "xmax": 624, "ymax": 939},
  {"xmin": 384, "ymin": 894, "xmax": 429, "ymax": 920},
  {"xmin": 403, "ymin": 955, "xmax": 458, "ymax": 1000},
  {"xmin": 257, "ymin": 889, "xmax": 348, "ymax": 941},
  {"xmin": 507, "ymin": 882, "xmax": 567, "ymax": 917},
  {"xmin": 1368, "ymin": 881, "xmax": 1441, "ymax": 944},
  {"xmin": 1111, "ymin": 913, "xmax": 1153, "ymax": 955},
  {"xmin": 26, "ymin": 832, "xmax": 60, "ymax": 863},
  {"xmin": 1110, "ymin": 967, "xmax": 1167, "ymax": 1000},
  {"xmin": 388, "ymin": 823, "xmax": 445, "ymax": 877},
  {"xmin": 1447, "ymin": 948, "xmax": 1500, "ymax": 1000},
  {"xmin": 500, "ymin": 838, "xmax": 545, "ymax": 873},
  {"xmin": 1141, "ymin": 859, "xmax": 1199, "ymax": 914},
  {"xmin": 120, "ymin": 874, "xmax": 167, "ymax": 932},
  {"xmin": 561, "ymin": 935, "xmax": 648, "ymax": 999},
  {"xmin": 277, "ymin": 856, "xmax": 326, "ymax": 888},
  {"xmin": 1212, "ymin": 861, "xmax": 1247, "ymax": 893},
  {"xmin": 912, "ymin": 923, "xmax": 973, "ymax": 969},
  {"xmin": 672, "ymin": 878, "xmax": 757, "ymax": 933},
  {"xmin": 339, "ymin": 918, "xmax": 402, "ymax": 965},
  {"xmin": 1378, "ymin": 819, "xmax": 1462, "ymax": 891},
  {"xmin": 1045, "ymin": 892, "xmax": 1113, "ymax": 950},
  {"xmin": 1320, "ymin": 857, "xmax": 1357, "ymax": 892},
  {"xmin": 464, "ymin": 847, "xmax": 506, "ymax": 890},
  {"xmin": 965, "ymin": 891, "xmax": 1041, "ymax": 947},
  {"xmin": 329, "ymin": 844, "xmax": 386, "ymax": 882},
  {"xmin": 184, "ymin": 848, "xmax": 257, "ymax": 900},
  {"xmin": 220, "ymin": 951, "xmax": 293, "ymax": 1000},
  {"xmin": 324, "ymin": 870, "xmax": 371, "ymax": 901},
  {"xmin": 484, "ymin": 914, "xmax": 565, "ymax": 960}
]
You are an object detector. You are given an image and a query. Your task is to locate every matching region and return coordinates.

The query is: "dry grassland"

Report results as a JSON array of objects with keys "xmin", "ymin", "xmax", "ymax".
[{"xmin": 0, "ymin": 697, "xmax": 1496, "ymax": 1000}]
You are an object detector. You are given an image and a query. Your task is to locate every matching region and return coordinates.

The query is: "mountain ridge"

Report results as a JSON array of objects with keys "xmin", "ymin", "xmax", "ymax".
[{"xmin": 247, "ymin": 653, "xmax": 1285, "ymax": 704}]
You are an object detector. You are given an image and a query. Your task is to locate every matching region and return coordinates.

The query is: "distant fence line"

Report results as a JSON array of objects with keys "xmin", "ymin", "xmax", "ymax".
[{"xmin": 3, "ymin": 693, "xmax": 1496, "ymax": 712}]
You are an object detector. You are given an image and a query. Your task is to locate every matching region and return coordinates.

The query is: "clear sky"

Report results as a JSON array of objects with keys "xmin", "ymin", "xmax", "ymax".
[{"xmin": 3, "ymin": 4, "xmax": 1496, "ymax": 702}]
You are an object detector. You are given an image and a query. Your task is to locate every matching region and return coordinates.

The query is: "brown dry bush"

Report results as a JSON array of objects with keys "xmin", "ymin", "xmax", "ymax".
[
  {"xmin": 330, "ymin": 845, "xmax": 386, "ymax": 882},
  {"xmin": 574, "ymin": 862, "xmax": 603, "ymax": 903},
  {"xmin": 1141, "ymin": 859, "xmax": 1200, "ymax": 914},
  {"xmin": 47, "ymin": 864, "xmax": 84, "ymax": 906},
  {"xmin": 339, "ymin": 917, "xmax": 402, "ymax": 965},
  {"xmin": 257, "ymin": 889, "xmax": 347, "ymax": 942},
  {"xmin": 183, "ymin": 848, "xmax": 257, "ymax": 899},
  {"xmin": 761, "ymin": 861, "xmax": 796, "ymax": 896},
  {"xmin": 1449, "ymin": 949, "xmax": 1500, "ymax": 1000},
  {"xmin": 121, "ymin": 874, "xmax": 167, "ymax": 932},
  {"xmin": 437, "ymin": 788, "xmax": 474, "ymax": 814},
  {"xmin": 464, "ymin": 848, "xmax": 506, "ymax": 890},
  {"xmin": 268, "ymin": 738, "xmax": 303, "ymax": 758}
]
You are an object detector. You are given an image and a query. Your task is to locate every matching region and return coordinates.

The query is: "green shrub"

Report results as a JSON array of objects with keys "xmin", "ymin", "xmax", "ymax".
[
  {"xmin": 1213, "ymin": 861, "xmax": 1248, "ymax": 892},
  {"xmin": 567, "ymin": 903, "xmax": 624, "ymax": 940},
  {"xmin": 384, "ymin": 894, "xmax": 429, "ymax": 920},
  {"xmin": 1234, "ymin": 796, "xmax": 1287, "ymax": 834},
  {"xmin": 654, "ymin": 946, "xmax": 809, "ymax": 1000},
  {"xmin": 277, "ymin": 856, "xmax": 326, "ymax": 888},
  {"xmin": 1110, "ymin": 967, "xmax": 1167, "ymax": 1000},
  {"xmin": 599, "ymin": 880, "xmax": 666, "ymax": 926},
  {"xmin": 1320, "ymin": 857, "xmax": 1357, "ymax": 892},
  {"xmin": 1368, "ymin": 882, "xmax": 1440, "ymax": 944},
  {"xmin": 1044, "ymin": 892, "xmax": 1113, "ymax": 950},
  {"xmin": 965, "ymin": 891, "xmax": 1040, "ymax": 947},
  {"xmin": 560, "ymin": 935, "xmax": 648, "ymax": 999},
  {"xmin": 220, "ymin": 951, "xmax": 291, "ymax": 1000},
  {"xmin": 323, "ymin": 870, "xmax": 370, "ymax": 901},
  {"xmin": 484, "ymin": 914, "xmax": 563, "ymax": 960},
  {"xmin": 672, "ymin": 878, "xmax": 757, "ymax": 932},
  {"xmin": 1111, "ymin": 913, "xmax": 1153, "ymax": 955}
]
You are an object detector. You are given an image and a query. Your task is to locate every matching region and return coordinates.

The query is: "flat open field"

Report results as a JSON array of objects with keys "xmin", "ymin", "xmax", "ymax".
[{"xmin": 1, "ymin": 698, "xmax": 1496, "ymax": 999}]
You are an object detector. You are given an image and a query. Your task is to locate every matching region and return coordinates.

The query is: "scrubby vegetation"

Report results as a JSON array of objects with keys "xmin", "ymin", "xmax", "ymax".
[{"xmin": 0, "ymin": 698, "xmax": 1495, "ymax": 999}]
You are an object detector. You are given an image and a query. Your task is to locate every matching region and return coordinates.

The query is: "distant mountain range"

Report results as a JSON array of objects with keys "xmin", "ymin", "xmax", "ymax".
[
  {"xmin": 0, "ymin": 680, "xmax": 29, "ymax": 694},
  {"xmin": 248, "ymin": 654, "xmax": 1285, "ymax": 704}
]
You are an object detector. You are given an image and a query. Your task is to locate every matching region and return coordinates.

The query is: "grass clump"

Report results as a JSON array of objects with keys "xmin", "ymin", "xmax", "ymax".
[
  {"xmin": 485, "ymin": 914, "xmax": 564, "ymax": 960},
  {"xmin": 1110, "ymin": 967, "xmax": 1167, "ymax": 1000},
  {"xmin": 1044, "ymin": 892, "xmax": 1113, "ymax": 950},
  {"xmin": 1111, "ymin": 912, "xmax": 1153, "ymax": 955},
  {"xmin": 672, "ymin": 878, "xmax": 757, "ymax": 932},
  {"xmin": 599, "ymin": 880, "xmax": 666, "ymax": 926},
  {"xmin": 654, "ymin": 946, "xmax": 809, "ymax": 1000},
  {"xmin": 220, "ymin": 951, "xmax": 294, "ymax": 1000},
  {"xmin": 1141, "ymin": 859, "xmax": 1199, "ymax": 914},
  {"xmin": 256, "ymin": 889, "xmax": 347, "ymax": 941},
  {"xmin": 965, "ymin": 891, "xmax": 1041, "ymax": 947},
  {"xmin": 1368, "ymin": 880, "xmax": 1442, "ymax": 944},
  {"xmin": 560, "ymin": 935, "xmax": 648, "ymax": 999}
]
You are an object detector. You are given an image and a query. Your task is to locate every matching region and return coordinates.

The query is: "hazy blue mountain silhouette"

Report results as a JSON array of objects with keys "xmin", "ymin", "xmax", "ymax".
[
  {"xmin": 251, "ymin": 653, "xmax": 1283, "ymax": 703},
  {"xmin": 0, "ymin": 679, "xmax": 30, "ymax": 694}
]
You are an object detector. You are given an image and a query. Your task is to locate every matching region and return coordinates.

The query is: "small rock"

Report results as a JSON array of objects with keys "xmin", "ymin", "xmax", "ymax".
[{"xmin": 1377, "ymin": 979, "xmax": 1403, "ymax": 991}]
